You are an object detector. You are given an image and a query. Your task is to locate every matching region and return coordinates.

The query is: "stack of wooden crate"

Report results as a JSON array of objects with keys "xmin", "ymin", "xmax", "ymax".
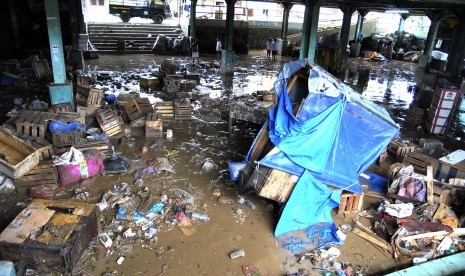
[
  {"xmin": 425, "ymin": 87, "xmax": 460, "ymax": 135},
  {"xmin": 124, "ymin": 98, "xmax": 154, "ymax": 121}
]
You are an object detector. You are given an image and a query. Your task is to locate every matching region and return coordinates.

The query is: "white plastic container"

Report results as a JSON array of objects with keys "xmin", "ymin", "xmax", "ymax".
[
  {"xmin": 166, "ymin": 129, "xmax": 173, "ymax": 139},
  {"xmin": 0, "ymin": 261, "xmax": 16, "ymax": 276}
]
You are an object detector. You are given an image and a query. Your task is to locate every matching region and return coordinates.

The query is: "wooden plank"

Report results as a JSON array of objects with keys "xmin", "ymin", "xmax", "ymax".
[
  {"xmin": 258, "ymin": 169, "xmax": 298, "ymax": 202},
  {"xmin": 0, "ymin": 208, "xmax": 55, "ymax": 244},
  {"xmin": 427, "ymin": 165, "xmax": 434, "ymax": 203},
  {"xmin": 353, "ymin": 228, "xmax": 392, "ymax": 253}
]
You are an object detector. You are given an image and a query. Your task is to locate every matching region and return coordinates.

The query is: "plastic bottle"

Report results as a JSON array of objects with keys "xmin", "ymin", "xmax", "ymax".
[
  {"xmin": 99, "ymin": 233, "xmax": 113, "ymax": 253},
  {"xmin": 238, "ymin": 197, "xmax": 256, "ymax": 210},
  {"xmin": 190, "ymin": 212, "xmax": 209, "ymax": 221},
  {"xmin": 230, "ymin": 249, "xmax": 245, "ymax": 259}
]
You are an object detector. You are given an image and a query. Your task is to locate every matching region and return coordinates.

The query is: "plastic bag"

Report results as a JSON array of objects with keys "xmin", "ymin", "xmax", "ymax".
[
  {"xmin": 49, "ymin": 120, "xmax": 86, "ymax": 133},
  {"xmin": 57, "ymin": 150, "xmax": 104, "ymax": 187}
]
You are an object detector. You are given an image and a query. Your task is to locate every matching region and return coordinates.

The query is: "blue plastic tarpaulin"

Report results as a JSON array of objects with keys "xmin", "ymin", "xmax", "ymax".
[{"xmin": 244, "ymin": 59, "xmax": 399, "ymax": 242}]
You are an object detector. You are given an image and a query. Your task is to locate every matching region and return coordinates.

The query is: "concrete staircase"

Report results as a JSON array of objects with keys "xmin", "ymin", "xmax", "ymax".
[{"xmin": 88, "ymin": 23, "xmax": 182, "ymax": 54}]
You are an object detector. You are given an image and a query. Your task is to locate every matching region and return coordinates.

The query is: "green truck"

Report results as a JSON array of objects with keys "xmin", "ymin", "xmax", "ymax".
[{"xmin": 109, "ymin": 0, "xmax": 171, "ymax": 24}]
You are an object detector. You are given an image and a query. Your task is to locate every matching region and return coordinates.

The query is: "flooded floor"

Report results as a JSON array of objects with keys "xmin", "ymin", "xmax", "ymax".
[{"xmin": 1, "ymin": 50, "xmax": 465, "ymax": 275}]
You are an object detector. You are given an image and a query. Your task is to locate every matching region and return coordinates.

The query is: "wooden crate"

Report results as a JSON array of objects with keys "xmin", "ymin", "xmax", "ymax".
[
  {"xmin": 154, "ymin": 101, "xmax": 174, "ymax": 120},
  {"xmin": 387, "ymin": 140, "xmax": 416, "ymax": 159},
  {"xmin": 0, "ymin": 128, "xmax": 40, "ymax": 179},
  {"xmin": 32, "ymin": 59, "xmax": 50, "ymax": 79},
  {"xmin": 403, "ymin": 152, "xmax": 438, "ymax": 175},
  {"xmin": 0, "ymin": 199, "xmax": 98, "ymax": 272},
  {"xmin": 161, "ymin": 60, "xmax": 176, "ymax": 74},
  {"xmin": 174, "ymin": 100, "xmax": 192, "ymax": 120},
  {"xmin": 52, "ymin": 130, "xmax": 82, "ymax": 147},
  {"xmin": 14, "ymin": 161, "xmax": 59, "ymax": 188},
  {"xmin": 77, "ymin": 106, "xmax": 98, "ymax": 118},
  {"xmin": 146, "ymin": 113, "xmax": 163, "ymax": 137},
  {"xmin": 140, "ymin": 77, "xmax": 160, "ymax": 88},
  {"xmin": 15, "ymin": 111, "xmax": 49, "ymax": 139},
  {"xmin": 179, "ymin": 79, "xmax": 197, "ymax": 92},
  {"xmin": 76, "ymin": 75, "xmax": 94, "ymax": 87},
  {"xmin": 76, "ymin": 87, "xmax": 103, "ymax": 108},
  {"xmin": 25, "ymin": 136, "xmax": 54, "ymax": 161},
  {"xmin": 163, "ymin": 76, "xmax": 183, "ymax": 93},
  {"xmin": 54, "ymin": 140, "xmax": 109, "ymax": 156},
  {"xmin": 124, "ymin": 98, "xmax": 154, "ymax": 121},
  {"xmin": 436, "ymin": 150, "xmax": 465, "ymax": 181},
  {"xmin": 49, "ymin": 103, "xmax": 73, "ymax": 113},
  {"xmin": 338, "ymin": 193, "xmax": 364, "ymax": 214},
  {"xmin": 47, "ymin": 112, "xmax": 85, "ymax": 124},
  {"xmin": 96, "ymin": 109, "xmax": 122, "ymax": 137}
]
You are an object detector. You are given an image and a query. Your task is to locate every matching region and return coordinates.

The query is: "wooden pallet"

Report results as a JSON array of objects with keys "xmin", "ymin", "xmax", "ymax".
[
  {"xmin": 15, "ymin": 111, "xmax": 49, "ymax": 139},
  {"xmin": 14, "ymin": 161, "xmax": 59, "ymax": 188},
  {"xmin": 174, "ymin": 100, "xmax": 192, "ymax": 120},
  {"xmin": 338, "ymin": 193, "xmax": 364, "ymax": 214},
  {"xmin": 52, "ymin": 130, "xmax": 82, "ymax": 147},
  {"xmin": 96, "ymin": 109, "xmax": 122, "ymax": 137},
  {"xmin": 54, "ymin": 140, "xmax": 109, "ymax": 156},
  {"xmin": 403, "ymin": 152, "xmax": 438, "ymax": 175},
  {"xmin": 47, "ymin": 112, "xmax": 85, "ymax": 124},
  {"xmin": 146, "ymin": 113, "xmax": 163, "ymax": 137},
  {"xmin": 124, "ymin": 98, "xmax": 154, "ymax": 121},
  {"xmin": 154, "ymin": 101, "xmax": 174, "ymax": 120},
  {"xmin": 387, "ymin": 140, "xmax": 416, "ymax": 160},
  {"xmin": 257, "ymin": 169, "xmax": 298, "ymax": 202}
]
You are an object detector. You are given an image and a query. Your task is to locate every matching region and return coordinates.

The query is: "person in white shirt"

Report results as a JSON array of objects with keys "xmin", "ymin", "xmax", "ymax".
[
  {"xmin": 216, "ymin": 37, "xmax": 222, "ymax": 60},
  {"xmin": 266, "ymin": 38, "xmax": 272, "ymax": 58},
  {"xmin": 271, "ymin": 38, "xmax": 278, "ymax": 60}
]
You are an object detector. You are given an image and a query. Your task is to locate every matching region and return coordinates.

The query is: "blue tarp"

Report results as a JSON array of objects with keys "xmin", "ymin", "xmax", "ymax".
[{"xmin": 244, "ymin": 59, "xmax": 399, "ymax": 243}]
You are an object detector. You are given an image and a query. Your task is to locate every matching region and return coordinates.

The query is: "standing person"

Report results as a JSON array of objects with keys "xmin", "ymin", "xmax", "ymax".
[
  {"xmin": 216, "ymin": 37, "xmax": 222, "ymax": 61},
  {"xmin": 266, "ymin": 38, "xmax": 272, "ymax": 58},
  {"xmin": 271, "ymin": 38, "xmax": 278, "ymax": 60},
  {"xmin": 190, "ymin": 39, "xmax": 199, "ymax": 65}
]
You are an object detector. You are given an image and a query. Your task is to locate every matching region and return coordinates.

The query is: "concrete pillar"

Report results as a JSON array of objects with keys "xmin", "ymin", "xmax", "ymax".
[
  {"xmin": 353, "ymin": 10, "xmax": 367, "ymax": 41},
  {"xmin": 278, "ymin": 3, "xmax": 293, "ymax": 56},
  {"xmin": 446, "ymin": 15, "xmax": 465, "ymax": 77},
  {"xmin": 222, "ymin": 0, "xmax": 236, "ymax": 74},
  {"xmin": 70, "ymin": 0, "xmax": 80, "ymax": 50},
  {"xmin": 337, "ymin": 6, "xmax": 354, "ymax": 79},
  {"xmin": 44, "ymin": 0, "xmax": 74, "ymax": 107},
  {"xmin": 8, "ymin": 0, "xmax": 21, "ymax": 48},
  {"xmin": 189, "ymin": 0, "xmax": 197, "ymax": 37},
  {"xmin": 419, "ymin": 12, "xmax": 444, "ymax": 68},
  {"xmin": 397, "ymin": 14, "xmax": 409, "ymax": 45},
  {"xmin": 300, "ymin": 0, "xmax": 321, "ymax": 61}
]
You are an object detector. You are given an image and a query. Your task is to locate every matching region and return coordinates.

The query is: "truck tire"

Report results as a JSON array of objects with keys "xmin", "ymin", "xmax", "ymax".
[
  {"xmin": 153, "ymin": 14, "xmax": 164, "ymax": 24},
  {"xmin": 120, "ymin": 14, "xmax": 131, "ymax": 23}
]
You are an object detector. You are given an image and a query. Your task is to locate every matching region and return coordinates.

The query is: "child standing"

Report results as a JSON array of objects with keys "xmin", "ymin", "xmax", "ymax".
[
  {"xmin": 266, "ymin": 38, "xmax": 272, "ymax": 58},
  {"xmin": 216, "ymin": 37, "xmax": 222, "ymax": 60}
]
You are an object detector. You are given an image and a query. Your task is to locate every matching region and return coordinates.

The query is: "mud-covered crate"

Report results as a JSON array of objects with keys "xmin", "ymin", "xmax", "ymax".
[
  {"xmin": 14, "ymin": 161, "xmax": 58, "ymax": 188},
  {"xmin": 140, "ymin": 77, "xmax": 160, "ymax": 89},
  {"xmin": 0, "ymin": 129, "xmax": 40, "ymax": 179},
  {"xmin": 146, "ymin": 113, "xmax": 163, "ymax": 137},
  {"xmin": 52, "ymin": 130, "xmax": 82, "ymax": 147},
  {"xmin": 154, "ymin": 101, "xmax": 174, "ymax": 120},
  {"xmin": 163, "ymin": 75, "xmax": 183, "ymax": 93},
  {"xmin": 26, "ymin": 136, "xmax": 54, "ymax": 160},
  {"xmin": 179, "ymin": 79, "xmax": 197, "ymax": 92},
  {"xmin": 76, "ymin": 75, "xmax": 94, "ymax": 87},
  {"xmin": 387, "ymin": 140, "xmax": 416, "ymax": 159},
  {"xmin": 96, "ymin": 109, "xmax": 122, "ymax": 137},
  {"xmin": 403, "ymin": 152, "xmax": 438, "ymax": 175},
  {"xmin": 77, "ymin": 106, "xmax": 99, "ymax": 118},
  {"xmin": 174, "ymin": 100, "xmax": 192, "ymax": 120},
  {"xmin": 15, "ymin": 111, "xmax": 49, "ymax": 139},
  {"xmin": 161, "ymin": 60, "xmax": 177, "ymax": 74},
  {"xmin": 124, "ymin": 98, "xmax": 154, "ymax": 121}
]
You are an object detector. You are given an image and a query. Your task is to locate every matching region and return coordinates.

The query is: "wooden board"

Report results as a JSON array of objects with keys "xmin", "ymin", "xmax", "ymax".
[
  {"xmin": 14, "ymin": 161, "xmax": 59, "ymax": 188},
  {"xmin": 0, "ymin": 208, "xmax": 55, "ymax": 244},
  {"xmin": 403, "ymin": 152, "xmax": 438, "ymax": 175},
  {"xmin": 34, "ymin": 213, "xmax": 80, "ymax": 245},
  {"xmin": 258, "ymin": 169, "xmax": 298, "ymax": 202}
]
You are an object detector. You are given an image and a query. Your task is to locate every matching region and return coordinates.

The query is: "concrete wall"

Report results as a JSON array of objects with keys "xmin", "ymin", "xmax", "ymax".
[
  {"xmin": 247, "ymin": 20, "xmax": 302, "ymax": 49},
  {"xmin": 194, "ymin": 19, "xmax": 249, "ymax": 54}
]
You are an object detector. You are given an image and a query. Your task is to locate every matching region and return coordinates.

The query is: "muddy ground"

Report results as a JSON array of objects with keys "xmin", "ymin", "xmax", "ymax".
[{"xmin": 1, "ymin": 50, "xmax": 464, "ymax": 276}]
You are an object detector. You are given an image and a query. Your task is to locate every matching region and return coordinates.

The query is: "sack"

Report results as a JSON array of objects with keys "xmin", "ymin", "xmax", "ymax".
[{"xmin": 57, "ymin": 150, "xmax": 104, "ymax": 187}]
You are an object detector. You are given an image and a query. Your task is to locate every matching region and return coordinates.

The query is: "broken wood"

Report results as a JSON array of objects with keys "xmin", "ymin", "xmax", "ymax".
[
  {"xmin": 427, "ymin": 165, "xmax": 434, "ymax": 203},
  {"xmin": 398, "ymin": 228, "xmax": 465, "ymax": 242},
  {"xmin": 353, "ymin": 228, "xmax": 392, "ymax": 253}
]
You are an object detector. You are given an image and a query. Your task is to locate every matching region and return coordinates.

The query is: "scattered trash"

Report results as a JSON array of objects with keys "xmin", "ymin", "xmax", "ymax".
[{"xmin": 229, "ymin": 249, "xmax": 245, "ymax": 259}]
